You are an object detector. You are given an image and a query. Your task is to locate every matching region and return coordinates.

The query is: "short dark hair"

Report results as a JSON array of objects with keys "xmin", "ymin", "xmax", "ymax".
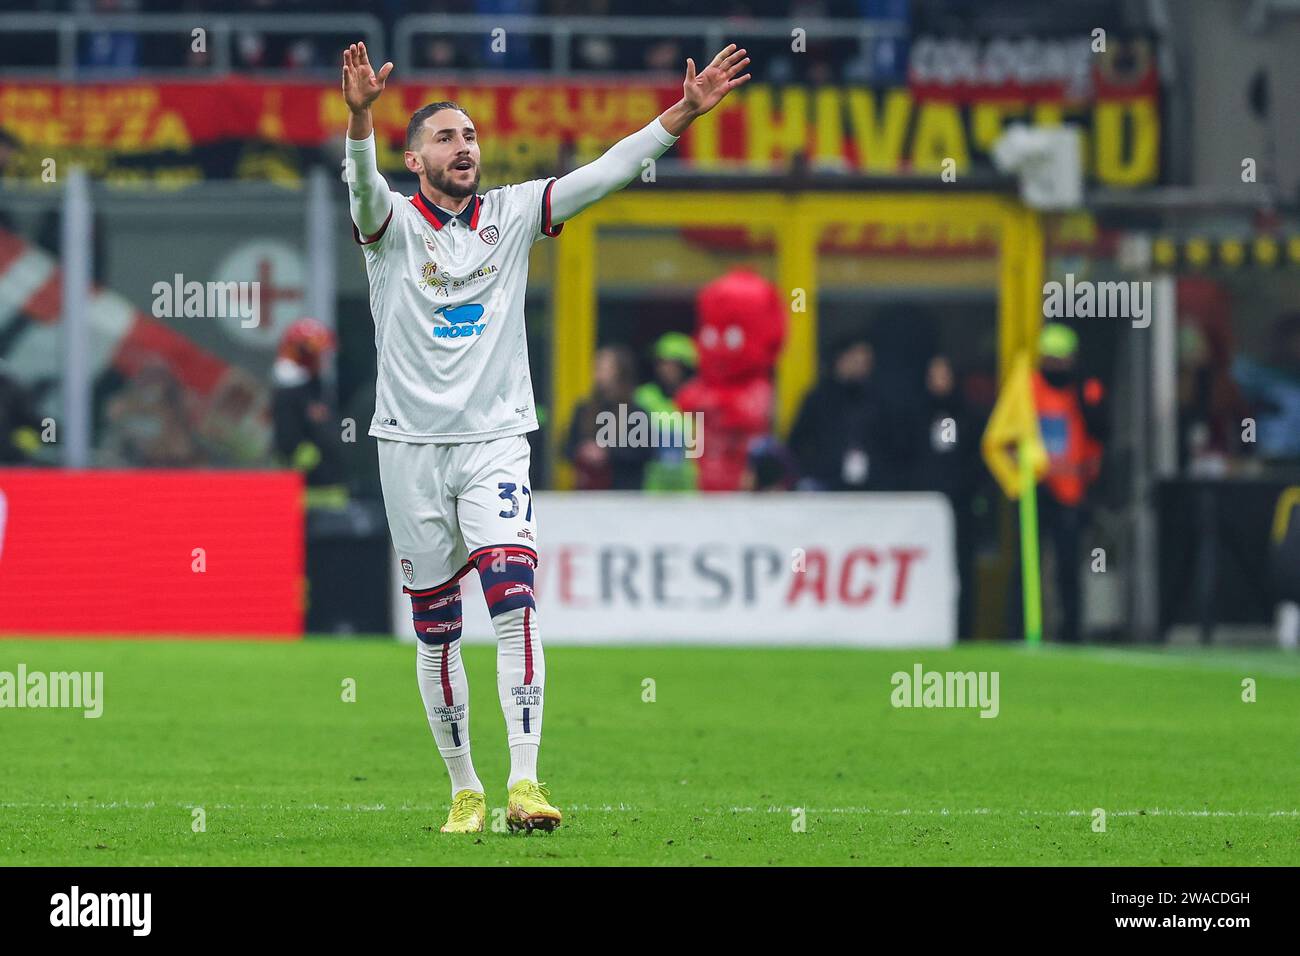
[{"xmin": 406, "ymin": 101, "xmax": 472, "ymax": 149}]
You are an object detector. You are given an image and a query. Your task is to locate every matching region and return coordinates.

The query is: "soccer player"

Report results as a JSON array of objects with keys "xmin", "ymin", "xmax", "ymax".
[{"xmin": 341, "ymin": 40, "xmax": 750, "ymax": 833}]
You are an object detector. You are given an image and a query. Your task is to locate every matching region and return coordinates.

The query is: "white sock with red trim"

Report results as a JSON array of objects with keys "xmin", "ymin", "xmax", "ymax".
[
  {"xmin": 492, "ymin": 606, "xmax": 544, "ymax": 788},
  {"xmin": 415, "ymin": 638, "xmax": 483, "ymax": 797}
]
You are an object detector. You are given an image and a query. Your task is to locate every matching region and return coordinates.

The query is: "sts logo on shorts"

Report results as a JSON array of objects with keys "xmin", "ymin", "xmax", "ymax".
[
  {"xmin": 433, "ymin": 303, "xmax": 486, "ymax": 340},
  {"xmin": 401, "ymin": 558, "xmax": 414, "ymax": 584}
]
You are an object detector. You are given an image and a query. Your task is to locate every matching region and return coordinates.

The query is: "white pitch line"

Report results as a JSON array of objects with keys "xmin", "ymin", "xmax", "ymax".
[
  {"xmin": 1035, "ymin": 645, "xmax": 1300, "ymax": 679},
  {"xmin": 1, "ymin": 801, "xmax": 1296, "ymax": 818}
]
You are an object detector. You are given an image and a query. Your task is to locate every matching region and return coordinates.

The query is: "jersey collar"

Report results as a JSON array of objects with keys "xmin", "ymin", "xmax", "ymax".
[{"xmin": 411, "ymin": 189, "xmax": 482, "ymax": 232}]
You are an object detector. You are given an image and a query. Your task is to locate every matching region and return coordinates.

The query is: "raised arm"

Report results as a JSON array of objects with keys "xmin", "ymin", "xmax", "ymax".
[
  {"xmin": 549, "ymin": 44, "xmax": 751, "ymax": 224},
  {"xmin": 342, "ymin": 41, "xmax": 396, "ymax": 240}
]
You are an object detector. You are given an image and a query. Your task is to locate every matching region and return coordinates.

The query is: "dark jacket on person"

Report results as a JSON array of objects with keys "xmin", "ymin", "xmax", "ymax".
[
  {"xmin": 788, "ymin": 377, "xmax": 898, "ymax": 490},
  {"xmin": 910, "ymin": 389, "xmax": 980, "ymax": 500},
  {"xmin": 272, "ymin": 375, "xmax": 344, "ymax": 486}
]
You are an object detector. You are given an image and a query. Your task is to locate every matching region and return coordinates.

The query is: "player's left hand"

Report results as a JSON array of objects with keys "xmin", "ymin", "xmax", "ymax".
[{"xmin": 683, "ymin": 44, "xmax": 751, "ymax": 115}]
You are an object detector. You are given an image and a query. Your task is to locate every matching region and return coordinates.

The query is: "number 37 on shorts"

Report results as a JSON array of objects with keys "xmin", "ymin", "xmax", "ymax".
[
  {"xmin": 495, "ymin": 479, "xmax": 538, "ymax": 545},
  {"xmin": 497, "ymin": 481, "xmax": 533, "ymax": 522}
]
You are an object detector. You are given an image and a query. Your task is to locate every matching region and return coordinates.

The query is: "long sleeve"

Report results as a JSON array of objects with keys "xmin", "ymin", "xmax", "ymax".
[
  {"xmin": 345, "ymin": 132, "xmax": 393, "ymax": 239},
  {"xmin": 548, "ymin": 117, "xmax": 679, "ymax": 225}
]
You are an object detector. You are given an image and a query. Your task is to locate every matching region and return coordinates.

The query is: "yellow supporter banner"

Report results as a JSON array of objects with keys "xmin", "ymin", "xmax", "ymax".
[{"xmin": 0, "ymin": 75, "xmax": 1160, "ymax": 187}]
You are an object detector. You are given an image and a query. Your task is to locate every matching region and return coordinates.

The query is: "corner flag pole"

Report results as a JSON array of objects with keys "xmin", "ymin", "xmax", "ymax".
[
  {"xmin": 981, "ymin": 351, "xmax": 1046, "ymax": 644},
  {"xmin": 1018, "ymin": 435, "xmax": 1043, "ymax": 645}
]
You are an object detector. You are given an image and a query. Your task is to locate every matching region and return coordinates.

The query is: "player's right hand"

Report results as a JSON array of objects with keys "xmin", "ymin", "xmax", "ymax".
[{"xmin": 342, "ymin": 42, "xmax": 393, "ymax": 114}]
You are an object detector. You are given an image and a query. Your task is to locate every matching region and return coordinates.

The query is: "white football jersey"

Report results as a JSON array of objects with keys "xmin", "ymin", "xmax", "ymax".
[{"xmin": 356, "ymin": 178, "xmax": 562, "ymax": 442}]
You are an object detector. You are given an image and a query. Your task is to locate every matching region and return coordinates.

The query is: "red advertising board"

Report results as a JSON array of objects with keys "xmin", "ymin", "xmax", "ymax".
[{"xmin": 0, "ymin": 470, "xmax": 304, "ymax": 638}]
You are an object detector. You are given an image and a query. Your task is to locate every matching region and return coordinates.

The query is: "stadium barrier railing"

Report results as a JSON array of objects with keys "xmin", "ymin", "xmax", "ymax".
[{"xmin": 0, "ymin": 12, "xmax": 383, "ymax": 79}]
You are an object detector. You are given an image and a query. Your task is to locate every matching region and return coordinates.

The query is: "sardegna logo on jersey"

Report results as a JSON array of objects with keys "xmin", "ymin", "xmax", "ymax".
[{"xmin": 433, "ymin": 303, "xmax": 486, "ymax": 339}]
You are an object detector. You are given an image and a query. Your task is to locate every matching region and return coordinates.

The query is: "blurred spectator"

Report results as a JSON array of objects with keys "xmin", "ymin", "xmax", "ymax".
[
  {"xmin": 1176, "ymin": 277, "xmax": 1248, "ymax": 474},
  {"xmin": 77, "ymin": 0, "xmax": 140, "ymax": 73},
  {"xmin": 912, "ymin": 354, "xmax": 977, "ymax": 496},
  {"xmin": 912, "ymin": 353, "xmax": 981, "ymax": 638},
  {"xmin": 635, "ymin": 331, "xmax": 695, "ymax": 413},
  {"xmin": 0, "ymin": 364, "xmax": 44, "ymax": 465},
  {"xmin": 476, "ymin": 0, "xmax": 540, "ymax": 70},
  {"xmin": 101, "ymin": 361, "xmax": 204, "ymax": 467},
  {"xmin": 236, "ymin": 31, "xmax": 268, "ymax": 69},
  {"xmin": 741, "ymin": 434, "xmax": 798, "ymax": 491},
  {"xmin": 1232, "ymin": 312, "xmax": 1300, "ymax": 463},
  {"xmin": 565, "ymin": 344, "xmax": 654, "ymax": 490},
  {"xmin": 676, "ymin": 268, "xmax": 786, "ymax": 491},
  {"xmin": 788, "ymin": 335, "xmax": 884, "ymax": 490},
  {"xmin": 1007, "ymin": 323, "xmax": 1108, "ymax": 644},
  {"xmin": 422, "ymin": 38, "xmax": 462, "ymax": 70},
  {"xmin": 870, "ymin": 306, "xmax": 938, "ymax": 490},
  {"xmin": 272, "ymin": 318, "xmax": 345, "ymax": 488},
  {"xmin": 199, "ymin": 370, "xmax": 270, "ymax": 467},
  {"xmin": 634, "ymin": 331, "xmax": 698, "ymax": 491},
  {"xmin": 285, "ymin": 38, "xmax": 321, "ymax": 71},
  {"xmin": 576, "ymin": 36, "xmax": 616, "ymax": 70},
  {"xmin": 643, "ymin": 40, "xmax": 681, "ymax": 72}
]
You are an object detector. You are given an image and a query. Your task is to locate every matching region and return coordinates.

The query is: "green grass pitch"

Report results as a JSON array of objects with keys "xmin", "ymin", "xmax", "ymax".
[{"xmin": 1, "ymin": 638, "xmax": 1297, "ymax": 865}]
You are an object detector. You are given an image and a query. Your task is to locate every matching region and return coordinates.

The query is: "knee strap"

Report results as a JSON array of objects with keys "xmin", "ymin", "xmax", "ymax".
[
  {"xmin": 472, "ymin": 547, "xmax": 537, "ymax": 618},
  {"xmin": 409, "ymin": 582, "xmax": 463, "ymax": 645}
]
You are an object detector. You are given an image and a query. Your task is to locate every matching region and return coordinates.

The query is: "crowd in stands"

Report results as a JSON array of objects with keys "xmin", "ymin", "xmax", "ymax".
[
  {"xmin": 5, "ymin": 0, "xmax": 1128, "ymax": 78},
  {"xmin": 25, "ymin": 1, "xmax": 884, "ymax": 19},
  {"xmin": 4, "ymin": 1, "xmax": 880, "ymax": 76},
  {"xmin": 565, "ymin": 328, "xmax": 984, "ymax": 498}
]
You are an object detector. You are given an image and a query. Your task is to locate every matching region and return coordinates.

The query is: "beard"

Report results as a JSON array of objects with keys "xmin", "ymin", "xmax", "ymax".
[{"xmin": 427, "ymin": 163, "xmax": 480, "ymax": 199}]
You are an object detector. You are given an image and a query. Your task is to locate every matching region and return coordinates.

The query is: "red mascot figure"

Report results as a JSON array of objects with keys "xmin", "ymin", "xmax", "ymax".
[{"xmin": 676, "ymin": 267, "xmax": 787, "ymax": 491}]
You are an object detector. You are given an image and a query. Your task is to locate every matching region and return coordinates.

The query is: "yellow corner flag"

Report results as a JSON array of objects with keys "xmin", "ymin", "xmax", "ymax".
[
  {"xmin": 981, "ymin": 352, "xmax": 1048, "ymax": 500},
  {"xmin": 982, "ymin": 350, "xmax": 1047, "ymax": 643}
]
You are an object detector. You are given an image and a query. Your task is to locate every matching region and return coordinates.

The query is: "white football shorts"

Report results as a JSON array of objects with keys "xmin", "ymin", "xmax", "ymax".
[{"xmin": 378, "ymin": 434, "xmax": 539, "ymax": 592}]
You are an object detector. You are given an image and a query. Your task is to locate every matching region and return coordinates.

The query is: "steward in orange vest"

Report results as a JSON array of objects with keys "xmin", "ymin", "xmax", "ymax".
[
  {"xmin": 1006, "ymin": 323, "xmax": 1109, "ymax": 644},
  {"xmin": 1033, "ymin": 324, "xmax": 1107, "ymax": 507}
]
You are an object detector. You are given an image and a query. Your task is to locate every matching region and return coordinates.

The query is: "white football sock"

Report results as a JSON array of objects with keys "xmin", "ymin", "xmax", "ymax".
[
  {"xmin": 510, "ymin": 742, "xmax": 539, "ymax": 786},
  {"xmin": 493, "ymin": 606, "xmax": 545, "ymax": 788},
  {"xmin": 416, "ymin": 638, "xmax": 483, "ymax": 796}
]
